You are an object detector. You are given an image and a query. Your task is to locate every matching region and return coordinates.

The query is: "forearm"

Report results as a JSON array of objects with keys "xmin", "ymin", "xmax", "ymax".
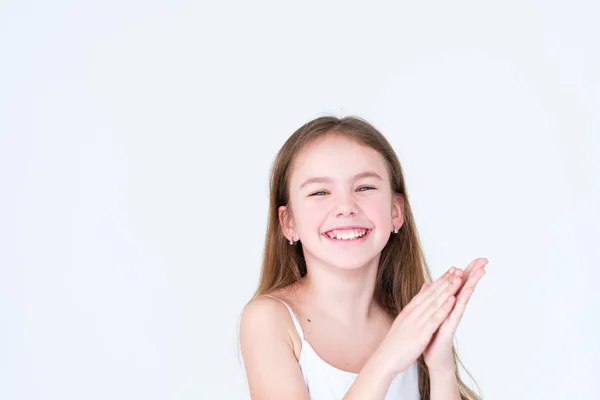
[
  {"xmin": 342, "ymin": 347, "xmax": 397, "ymax": 400},
  {"xmin": 430, "ymin": 369, "xmax": 460, "ymax": 400}
]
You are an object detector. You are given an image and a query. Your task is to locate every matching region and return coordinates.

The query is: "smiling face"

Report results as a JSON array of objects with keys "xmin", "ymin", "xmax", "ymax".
[{"xmin": 279, "ymin": 133, "xmax": 404, "ymax": 271}]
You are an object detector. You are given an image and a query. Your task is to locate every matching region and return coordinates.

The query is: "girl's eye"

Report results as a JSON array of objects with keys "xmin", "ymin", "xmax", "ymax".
[{"xmin": 309, "ymin": 187, "xmax": 375, "ymax": 196}]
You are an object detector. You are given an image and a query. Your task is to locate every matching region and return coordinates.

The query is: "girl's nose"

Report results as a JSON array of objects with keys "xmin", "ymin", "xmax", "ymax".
[{"xmin": 334, "ymin": 196, "xmax": 358, "ymax": 217}]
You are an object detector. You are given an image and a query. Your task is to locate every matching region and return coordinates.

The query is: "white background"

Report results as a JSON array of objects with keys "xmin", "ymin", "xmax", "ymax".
[{"xmin": 1, "ymin": 1, "xmax": 598, "ymax": 399}]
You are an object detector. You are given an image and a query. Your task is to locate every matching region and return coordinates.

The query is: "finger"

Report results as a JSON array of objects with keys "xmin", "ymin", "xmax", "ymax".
[
  {"xmin": 425, "ymin": 294, "xmax": 456, "ymax": 333},
  {"xmin": 455, "ymin": 259, "xmax": 485, "ymax": 292},
  {"xmin": 464, "ymin": 258, "xmax": 488, "ymax": 278},
  {"xmin": 457, "ymin": 268, "xmax": 486, "ymax": 296},
  {"xmin": 418, "ymin": 273, "xmax": 462, "ymax": 321},
  {"xmin": 410, "ymin": 268, "xmax": 456, "ymax": 307},
  {"xmin": 463, "ymin": 258, "xmax": 480, "ymax": 276},
  {"xmin": 417, "ymin": 271, "xmax": 458, "ymax": 309},
  {"xmin": 439, "ymin": 268, "xmax": 486, "ymax": 334},
  {"xmin": 440, "ymin": 284, "xmax": 477, "ymax": 334},
  {"xmin": 456, "ymin": 260, "xmax": 487, "ymax": 294}
]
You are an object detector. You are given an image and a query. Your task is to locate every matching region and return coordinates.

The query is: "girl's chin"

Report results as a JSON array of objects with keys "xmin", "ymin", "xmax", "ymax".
[
  {"xmin": 301, "ymin": 242, "xmax": 386, "ymax": 270},
  {"xmin": 322, "ymin": 255, "xmax": 380, "ymax": 271}
]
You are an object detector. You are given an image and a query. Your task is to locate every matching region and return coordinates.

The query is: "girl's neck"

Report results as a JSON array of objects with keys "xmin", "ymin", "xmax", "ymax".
[{"xmin": 298, "ymin": 255, "xmax": 381, "ymax": 325}]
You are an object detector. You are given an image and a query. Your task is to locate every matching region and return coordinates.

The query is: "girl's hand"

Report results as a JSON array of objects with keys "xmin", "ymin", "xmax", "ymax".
[
  {"xmin": 422, "ymin": 258, "xmax": 488, "ymax": 374},
  {"xmin": 377, "ymin": 267, "xmax": 464, "ymax": 375}
]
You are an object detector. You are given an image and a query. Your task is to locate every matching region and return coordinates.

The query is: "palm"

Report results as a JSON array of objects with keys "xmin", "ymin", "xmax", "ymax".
[
  {"xmin": 422, "ymin": 258, "xmax": 487, "ymax": 371},
  {"xmin": 423, "ymin": 311, "xmax": 456, "ymax": 368}
]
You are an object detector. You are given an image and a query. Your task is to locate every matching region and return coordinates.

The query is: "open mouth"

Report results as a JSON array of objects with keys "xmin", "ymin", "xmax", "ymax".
[{"xmin": 322, "ymin": 228, "xmax": 372, "ymax": 242}]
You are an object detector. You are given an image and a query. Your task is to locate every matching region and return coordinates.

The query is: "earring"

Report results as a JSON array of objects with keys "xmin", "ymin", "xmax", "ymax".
[
  {"xmin": 393, "ymin": 226, "xmax": 399, "ymax": 234},
  {"xmin": 289, "ymin": 238, "xmax": 294, "ymax": 245}
]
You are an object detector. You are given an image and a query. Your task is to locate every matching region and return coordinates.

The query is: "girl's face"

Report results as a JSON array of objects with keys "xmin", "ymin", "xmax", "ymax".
[{"xmin": 280, "ymin": 134, "xmax": 403, "ymax": 271}]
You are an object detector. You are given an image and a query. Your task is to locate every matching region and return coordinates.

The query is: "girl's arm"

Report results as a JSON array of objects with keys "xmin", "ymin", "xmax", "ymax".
[
  {"xmin": 340, "ymin": 344, "xmax": 400, "ymax": 399},
  {"xmin": 429, "ymin": 369, "xmax": 460, "ymax": 400},
  {"xmin": 240, "ymin": 298, "xmax": 310, "ymax": 400}
]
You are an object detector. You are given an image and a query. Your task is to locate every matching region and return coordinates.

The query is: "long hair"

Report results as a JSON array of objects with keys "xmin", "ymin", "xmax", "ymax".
[{"xmin": 252, "ymin": 115, "xmax": 482, "ymax": 400}]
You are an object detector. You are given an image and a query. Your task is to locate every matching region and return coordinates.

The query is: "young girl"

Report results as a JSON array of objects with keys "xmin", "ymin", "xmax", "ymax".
[{"xmin": 239, "ymin": 116, "xmax": 487, "ymax": 399}]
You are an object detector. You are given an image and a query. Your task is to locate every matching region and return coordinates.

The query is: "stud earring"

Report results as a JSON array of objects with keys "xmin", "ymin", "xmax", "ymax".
[
  {"xmin": 393, "ymin": 226, "xmax": 399, "ymax": 234},
  {"xmin": 289, "ymin": 238, "xmax": 294, "ymax": 245}
]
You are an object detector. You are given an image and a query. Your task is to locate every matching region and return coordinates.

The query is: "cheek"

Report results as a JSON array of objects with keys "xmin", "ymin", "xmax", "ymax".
[
  {"xmin": 297, "ymin": 200, "xmax": 328, "ymax": 230},
  {"xmin": 362, "ymin": 195, "xmax": 391, "ymax": 220}
]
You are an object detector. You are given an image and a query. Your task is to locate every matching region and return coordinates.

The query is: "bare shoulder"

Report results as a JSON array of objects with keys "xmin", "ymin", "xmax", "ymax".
[
  {"xmin": 240, "ymin": 291, "xmax": 301, "ymax": 351},
  {"xmin": 240, "ymin": 295, "xmax": 292, "ymax": 340},
  {"xmin": 239, "ymin": 292, "xmax": 309, "ymax": 399},
  {"xmin": 241, "ymin": 286, "xmax": 302, "ymax": 338}
]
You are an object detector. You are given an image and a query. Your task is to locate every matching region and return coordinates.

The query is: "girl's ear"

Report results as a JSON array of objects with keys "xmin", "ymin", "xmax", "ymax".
[
  {"xmin": 278, "ymin": 205, "xmax": 296, "ymax": 241},
  {"xmin": 391, "ymin": 194, "xmax": 405, "ymax": 231}
]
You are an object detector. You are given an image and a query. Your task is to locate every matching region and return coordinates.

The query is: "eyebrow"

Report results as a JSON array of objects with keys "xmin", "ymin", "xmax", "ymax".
[{"xmin": 299, "ymin": 171, "xmax": 383, "ymax": 190}]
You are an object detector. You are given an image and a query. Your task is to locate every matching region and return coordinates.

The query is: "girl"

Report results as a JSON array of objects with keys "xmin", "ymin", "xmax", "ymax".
[{"xmin": 239, "ymin": 116, "xmax": 487, "ymax": 399}]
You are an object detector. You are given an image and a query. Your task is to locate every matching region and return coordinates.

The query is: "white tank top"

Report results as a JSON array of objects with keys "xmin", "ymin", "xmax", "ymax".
[{"xmin": 264, "ymin": 295, "xmax": 421, "ymax": 400}]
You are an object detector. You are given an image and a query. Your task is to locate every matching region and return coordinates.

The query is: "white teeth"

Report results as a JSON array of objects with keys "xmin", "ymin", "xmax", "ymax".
[{"xmin": 326, "ymin": 230, "xmax": 368, "ymax": 240}]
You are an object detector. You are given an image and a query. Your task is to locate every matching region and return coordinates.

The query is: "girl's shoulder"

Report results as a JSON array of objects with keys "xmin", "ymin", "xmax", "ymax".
[
  {"xmin": 244, "ymin": 283, "xmax": 303, "ymax": 312},
  {"xmin": 240, "ymin": 287, "xmax": 304, "ymax": 359}
]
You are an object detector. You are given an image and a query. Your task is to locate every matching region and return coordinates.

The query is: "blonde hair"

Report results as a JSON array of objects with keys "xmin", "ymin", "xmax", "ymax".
[{"xmin": 252, "ymin": 115, "xmax": 482, "ymax": 400}]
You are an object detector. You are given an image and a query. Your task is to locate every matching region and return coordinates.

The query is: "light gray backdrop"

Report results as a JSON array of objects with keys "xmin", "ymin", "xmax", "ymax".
[{"xmin": 1, "ymin": 1, "xmax": 598, "ymax": 399}]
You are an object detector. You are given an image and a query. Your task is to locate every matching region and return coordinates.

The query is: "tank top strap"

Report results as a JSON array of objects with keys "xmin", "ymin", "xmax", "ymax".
[{"xmin": 262, "ymin": 295, "xmax": 305, "ymax": 340}]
